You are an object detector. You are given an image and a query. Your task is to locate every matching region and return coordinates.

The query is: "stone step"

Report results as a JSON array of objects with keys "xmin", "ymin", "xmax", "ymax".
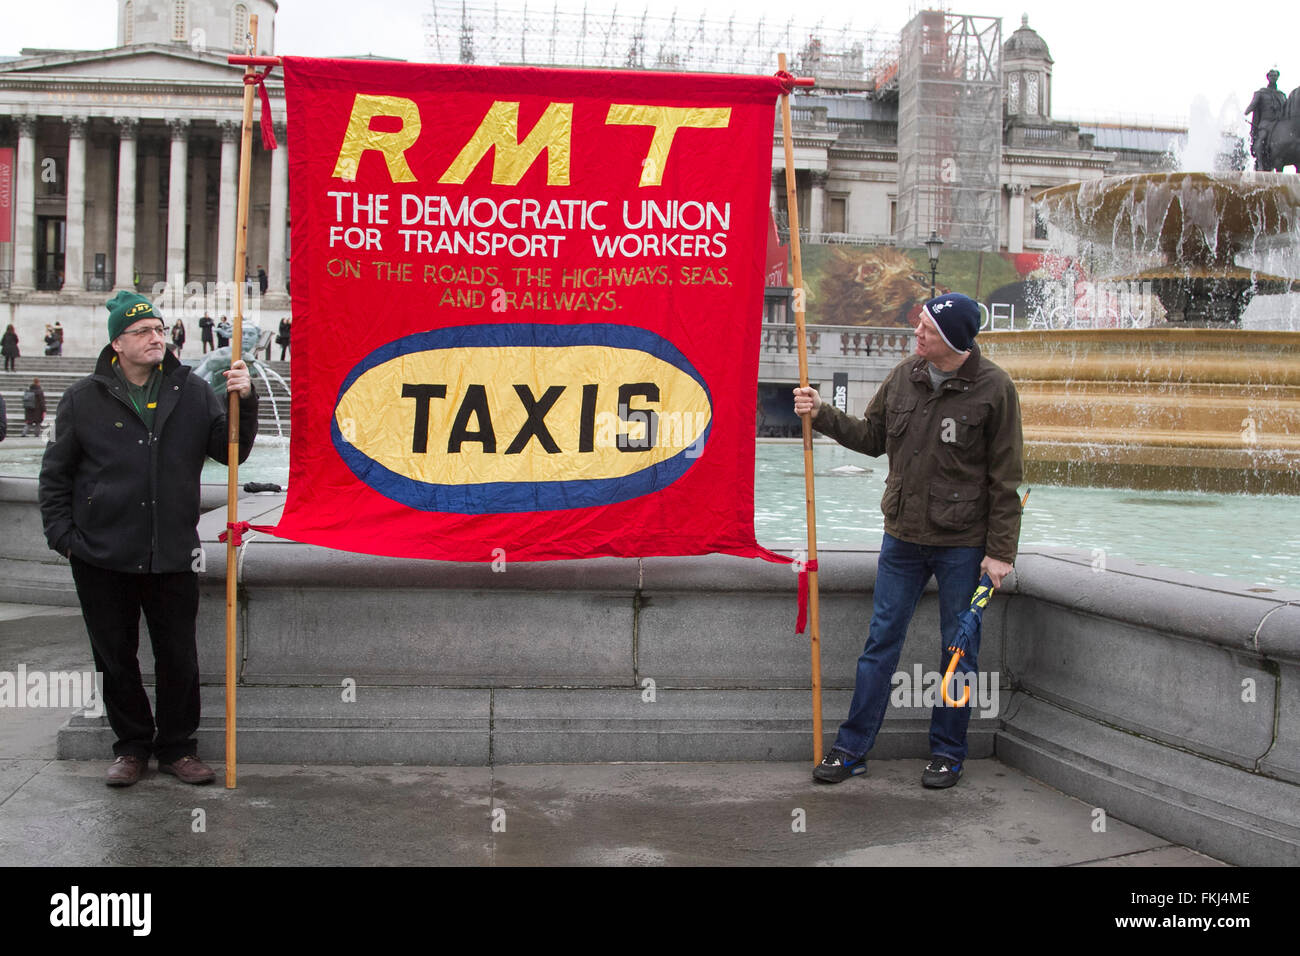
[
  {"xmin": 2, "ymin": 359, "xmax": 293, "ymax": 435},
  {"xmin": 57, "ymin": 684, "xmax": 974, "ymax": 765},
  {"xmin": 0, "ymin": 556, "xmax": 78, "ymax": 607}
]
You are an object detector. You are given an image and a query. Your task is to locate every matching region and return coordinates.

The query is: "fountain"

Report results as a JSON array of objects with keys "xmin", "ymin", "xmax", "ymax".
[
  {"xmin": 978, "ymin": 170, "xmax": 1300, "ymax": 495},
  {"xmin": 191, "ymin": 324, "xmax": 292, "ymax": 439},
  {"xmin": 1036, "ymin": 172, "xmax": 1300, "ymax": 327}
]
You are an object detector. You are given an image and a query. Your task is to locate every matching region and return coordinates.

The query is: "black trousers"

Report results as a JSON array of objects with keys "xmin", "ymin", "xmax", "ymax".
[{"xmin": 69, "ymin": 556, "xmax": 201, "ymax": 763}]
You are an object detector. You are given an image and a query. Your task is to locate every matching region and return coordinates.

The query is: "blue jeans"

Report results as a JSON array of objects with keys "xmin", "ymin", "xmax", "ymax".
[{"xmin": 832, "ymin": 533, "xmax": 985, "ymax": 766}]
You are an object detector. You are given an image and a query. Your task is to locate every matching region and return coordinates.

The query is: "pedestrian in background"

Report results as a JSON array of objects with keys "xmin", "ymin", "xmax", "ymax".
[
  {"xmin": 277, "ymin": 316, "xmax": 292, "ymax": 361},
  {"xmin": 1, "ymin": 324, "xmax": 18, "ymax": 371},
  {"xmin": 199, "ymin": 313, "xmax": 214, "ymax": 353},
  {"xmin": 22, "ymin": 378, "xmax": 46, "ymax": 437}
]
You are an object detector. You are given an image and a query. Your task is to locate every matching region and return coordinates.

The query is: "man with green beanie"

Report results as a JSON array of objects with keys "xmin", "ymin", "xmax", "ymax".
[{"xmin": 39, "ymin": 291, "xmax": 260, "ymax": 787}]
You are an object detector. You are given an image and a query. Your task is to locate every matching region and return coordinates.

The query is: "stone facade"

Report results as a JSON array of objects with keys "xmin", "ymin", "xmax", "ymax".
[
  {"xmin": 0, "ymin": 6, "xmax": 1181, "ymax": 356},
  {"xmin": 773, "ymin": 16, "xmax": 1178, "ymax": 253},
  {"xmin": 0, "ymin": 0, "xmax": 287, "ymax": 356}
]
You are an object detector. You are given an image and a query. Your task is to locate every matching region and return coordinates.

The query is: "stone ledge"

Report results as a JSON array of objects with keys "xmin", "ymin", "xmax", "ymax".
[{"xmin": 998, "ymin": 693, "xmax": 1300, "ymax": 866}]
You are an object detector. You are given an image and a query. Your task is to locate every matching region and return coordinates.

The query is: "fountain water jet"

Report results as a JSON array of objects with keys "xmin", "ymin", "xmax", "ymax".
[{"xmin": 1037, "ymin": 172, "xmax": 1300, "ymax": 326}]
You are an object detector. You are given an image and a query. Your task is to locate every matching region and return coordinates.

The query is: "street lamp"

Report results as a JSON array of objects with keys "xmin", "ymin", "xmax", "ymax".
[{"xmin": 924, "ymin": 230, "xmax": 944, "ymax": 298}]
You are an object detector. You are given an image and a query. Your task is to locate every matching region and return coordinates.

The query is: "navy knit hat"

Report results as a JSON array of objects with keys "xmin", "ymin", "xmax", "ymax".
[
  {"xmin": 922, "ymin": 293, "xmax": 981, "ymax": 354},
  {"xmin": 105, "ymin": 291, "xmax": 158, "ymax": 341}
]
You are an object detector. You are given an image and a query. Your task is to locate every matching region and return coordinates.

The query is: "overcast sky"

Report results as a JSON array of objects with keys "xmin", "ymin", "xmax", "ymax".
[{"xmin": 4, "ymin": 0, "xmax": 1289, "ymax": 137}]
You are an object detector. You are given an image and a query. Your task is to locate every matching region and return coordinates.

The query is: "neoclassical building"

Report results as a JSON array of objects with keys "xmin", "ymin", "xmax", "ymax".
[
  {"xmin": 1, "ymin": 4, "xmax": 1183, "ymax": 355},
  {"xmin": 773, "ymin": 14, "xmax": 1181, "ymax": 252},
  {"xmin": 0, "ymin": 0, "xmax": 287, "ymax": 355}
]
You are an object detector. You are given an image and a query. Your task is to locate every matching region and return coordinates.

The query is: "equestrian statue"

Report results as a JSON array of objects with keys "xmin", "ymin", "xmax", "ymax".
[{"xmin": 1245, "ymin": 69, "xmax": 1299, "ymax": 172}]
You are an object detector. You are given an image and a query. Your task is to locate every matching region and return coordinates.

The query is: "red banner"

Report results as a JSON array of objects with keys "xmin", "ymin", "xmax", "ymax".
[
  {"xmin": 276, "ymin": 58, "xmax": 785, "ymax": 562},
  {"xmin": 0, "ymin": 148, "xmax": 13, "ymax": 244}
]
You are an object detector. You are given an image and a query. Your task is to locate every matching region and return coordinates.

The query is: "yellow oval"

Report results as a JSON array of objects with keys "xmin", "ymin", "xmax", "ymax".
[{"xmin": 331, "ymin": 324, "xmax": 713, "ymax": 512}]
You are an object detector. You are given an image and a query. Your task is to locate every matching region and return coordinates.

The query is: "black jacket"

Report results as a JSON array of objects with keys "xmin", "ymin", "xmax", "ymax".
[{"xmin": 39, "ymin": 345, "xmax": 259, "ymax": 574}]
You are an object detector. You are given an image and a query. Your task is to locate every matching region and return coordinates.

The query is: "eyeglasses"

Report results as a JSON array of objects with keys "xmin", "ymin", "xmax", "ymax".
[{"xmin": 121, "ymin": 325, "xmax": 169, "ymax": 339}]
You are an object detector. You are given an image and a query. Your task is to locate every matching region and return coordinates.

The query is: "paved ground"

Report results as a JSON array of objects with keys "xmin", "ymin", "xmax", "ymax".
[{"xmin": 0, "ymin": 602, "xmax": 1224, "ymax": 866}]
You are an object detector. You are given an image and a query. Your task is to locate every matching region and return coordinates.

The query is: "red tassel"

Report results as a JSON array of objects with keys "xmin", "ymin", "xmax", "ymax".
[
  {"xmin": 243, "ymin": 66, "xmax": 278, "ymax": 150},
  {"xmin": 795, "ymin": 559, "xmax": 819, "ymax": 634},
  {"xmin": 218, "ymin": 520, "xmax": 279, "ymax": 547}
]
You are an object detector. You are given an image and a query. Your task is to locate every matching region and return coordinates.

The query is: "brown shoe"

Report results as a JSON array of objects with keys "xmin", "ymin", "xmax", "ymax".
[
  {"xmin": 158, "ymin": 755, "xmax": 215, "ymax": 785},
  {"xmin": 105, "ymin": 755, "xmax": 146, "ymax": 787}
]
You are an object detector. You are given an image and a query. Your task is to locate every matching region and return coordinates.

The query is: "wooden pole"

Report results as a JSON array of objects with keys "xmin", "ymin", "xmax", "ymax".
[
  {"xmin": 225, "ymin": 14, "xmax": 260, "ymax": 789},
  {"xmin": 778, "ymin": 54, "xmax": 823, "ymax": 765}
]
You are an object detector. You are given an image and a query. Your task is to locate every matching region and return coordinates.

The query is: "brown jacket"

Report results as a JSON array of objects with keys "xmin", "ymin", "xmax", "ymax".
[{"xmin": 812, "ymin": 342, "xmax": 1024, "ymax": 562}]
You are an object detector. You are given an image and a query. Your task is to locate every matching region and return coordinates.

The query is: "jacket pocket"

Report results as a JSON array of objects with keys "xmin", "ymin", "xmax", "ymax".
[
  {"xmin": 928, "ymin": 480, "xmax": 985, "ymax": 531},
  {"xmin": 940, "ymin": 406, "xmax": 987, "ymax": 449},
  {"xmin": 881, "ymin": 474, "xmax": 903, "ymax": 521},
  {"xmin": 72, "ymin": 479, "xmax": 96, "ymax": 528},
  {"xmin": 886, "ymin": 393, "xmax": 917, "ymax": 437}
]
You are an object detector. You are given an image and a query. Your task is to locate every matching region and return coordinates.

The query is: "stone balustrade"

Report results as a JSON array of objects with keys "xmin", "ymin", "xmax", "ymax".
[{"xmin": 760, "ymin": 323, "xmax": 913, "ymax": 358}]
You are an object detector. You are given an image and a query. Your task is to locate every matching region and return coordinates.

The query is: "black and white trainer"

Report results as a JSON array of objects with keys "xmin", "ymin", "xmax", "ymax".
[
  {"xmin": 921, "ymin": 756, "xmax": 962, "ymax": 789},
  {"xmin": 813, "ymin": 747, "xmax": 867, "ymax": 784}
]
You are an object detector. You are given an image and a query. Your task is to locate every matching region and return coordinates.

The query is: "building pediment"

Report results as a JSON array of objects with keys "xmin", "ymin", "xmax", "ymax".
[{"xmin": 0, "ymin": 44, "xmax": 248, "ymax": 83}]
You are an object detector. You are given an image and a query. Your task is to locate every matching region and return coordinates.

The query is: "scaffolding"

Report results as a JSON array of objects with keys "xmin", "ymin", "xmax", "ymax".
[
  {"xmin": 895, "ymin": 10, "xmax": 1002, "ymax": 251},
  {"xmin": 424, "ymin": 0, "xmax": 892, "ymax": 83}
]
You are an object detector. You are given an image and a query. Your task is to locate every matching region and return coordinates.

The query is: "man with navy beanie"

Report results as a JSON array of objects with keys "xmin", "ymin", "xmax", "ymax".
[{"xmin": 794, "ymin": 292, "xmax": 1023, "ymax": 788}]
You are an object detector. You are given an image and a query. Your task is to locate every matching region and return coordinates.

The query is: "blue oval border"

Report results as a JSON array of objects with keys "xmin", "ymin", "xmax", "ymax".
[{"xmin": 330, "ymin": 322, "xmax": 713, "ymax": 514}]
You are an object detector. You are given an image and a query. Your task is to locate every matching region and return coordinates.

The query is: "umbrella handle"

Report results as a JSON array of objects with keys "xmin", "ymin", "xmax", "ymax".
[{"xmin": 941, "ymin": 649, "xmax": 970, "ymax": 707}]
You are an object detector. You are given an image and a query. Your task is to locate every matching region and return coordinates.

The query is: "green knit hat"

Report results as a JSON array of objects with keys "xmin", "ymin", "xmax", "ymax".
[{"xmin": 105, "ymin": 291, "xmax": 158, "ymax": 341}]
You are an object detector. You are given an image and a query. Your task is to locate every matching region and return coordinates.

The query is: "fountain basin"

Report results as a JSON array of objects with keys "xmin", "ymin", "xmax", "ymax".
[{"xmin": 981, "ymin": 328, "xmax": 1300, "ymax": 494}]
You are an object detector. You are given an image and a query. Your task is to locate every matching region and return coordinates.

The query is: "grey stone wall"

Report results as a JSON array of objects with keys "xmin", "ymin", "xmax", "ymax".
[{"xmin": 1, "ymin": 478, "xmax": 1296, "ymax": 863}]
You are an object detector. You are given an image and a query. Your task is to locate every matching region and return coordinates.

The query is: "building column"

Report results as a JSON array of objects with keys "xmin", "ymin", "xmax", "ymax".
[
  {"xmin": 771, "ymin": 168, "xmax": 783, "ymax": 211},
  {"xmin": 63, "ymin": 116, "xmax": 88, "ymax": 292},
  {"xmin": 809, "ymin": 169, "xmax": 829, "ymax": 241},
  {"xmin": 165, "ymin": 118, "xmax": 189, "ymax": 289},
  {"xmin": 187, "ymin": 134, "xmax": 207, "ymax": 283},
  {"xmin": 11, "ymin": 115, "xmax": 38, "ymax": 291},
  {"xmin": 1008, "ymin": 184, "xmax": 1027, "ymax": 254},
  {"xmin": 113, "ymin": 117, "xmax": 138, "ymax": 291},
  {"xmin": 267, "ymin": 121, "xmax": 288, "ymax": 298},
  {"xmin": 140, "ymin": 135, "xmax": 160, "ymax": 285},
  {"xmin": 216, "ymin": 120, "xmax": 238, "ymax": 285}
]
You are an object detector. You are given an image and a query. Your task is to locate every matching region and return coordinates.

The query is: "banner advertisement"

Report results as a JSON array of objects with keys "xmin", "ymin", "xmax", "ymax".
[
  {"xmin": 275, "ymin": 58, "xmax": 786, "ymax": 562},
  {"xmin": 0, "ymin": 148, "xmax": 13, "ymax": 244},
  {"xmin": 832, "ymin": 372, "xmax": 848, "ymax": 413}
]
